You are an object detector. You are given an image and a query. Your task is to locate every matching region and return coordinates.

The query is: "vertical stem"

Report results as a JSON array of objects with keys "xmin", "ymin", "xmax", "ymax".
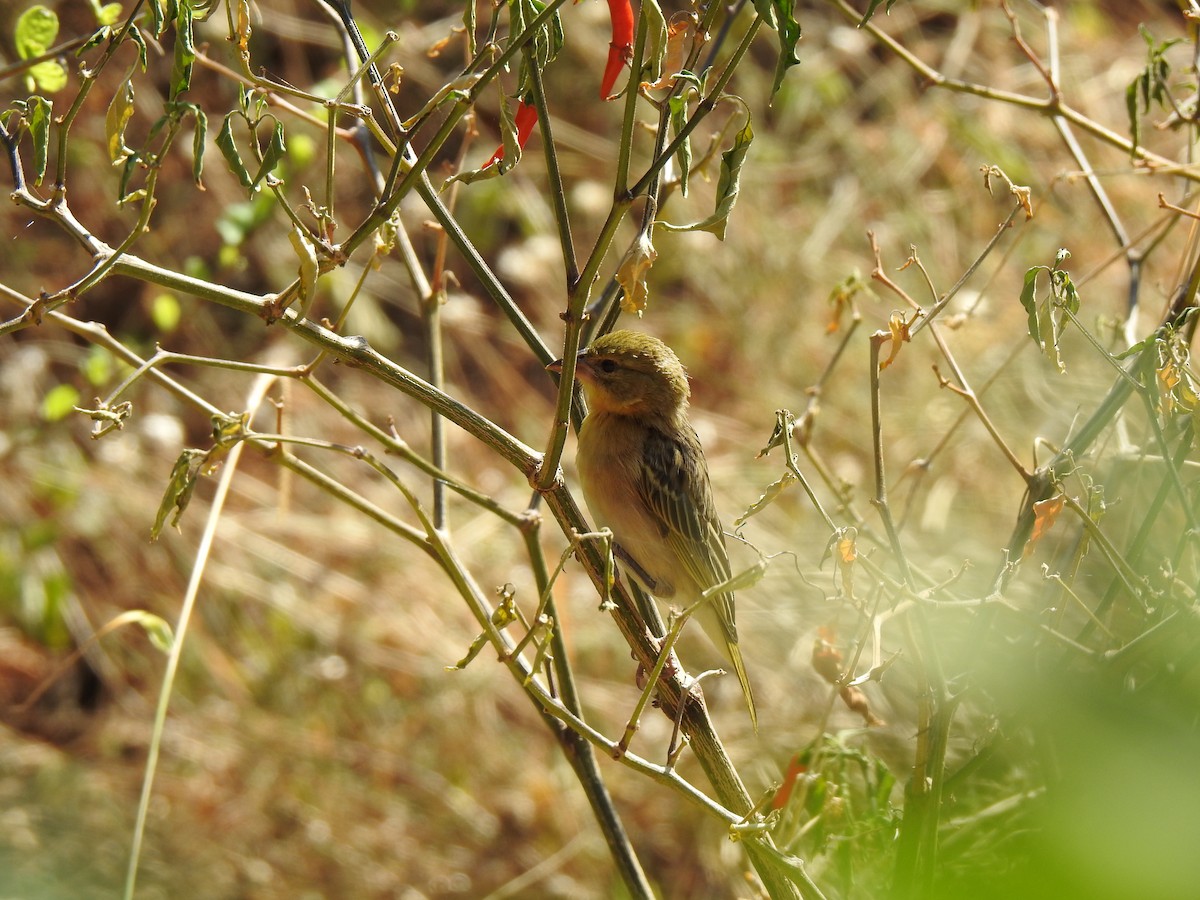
[
  {"xmin": 520, "ymin": 520, "xmax": 654, "ymax": 899},
  {"xmin": 527, "ymin": 58, "xmax": 578, "ymax": 286}
]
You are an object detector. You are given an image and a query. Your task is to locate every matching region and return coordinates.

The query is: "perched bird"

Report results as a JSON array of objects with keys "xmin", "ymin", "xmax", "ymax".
[{"xmin": 550, "ymin": 330, "xmax": 756, "ymax": 729}]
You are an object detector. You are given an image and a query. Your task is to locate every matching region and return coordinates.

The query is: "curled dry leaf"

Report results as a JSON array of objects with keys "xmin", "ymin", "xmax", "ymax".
[{"xmin": 616, "ymin": 232, "xmax": 658, "ymax": 315}]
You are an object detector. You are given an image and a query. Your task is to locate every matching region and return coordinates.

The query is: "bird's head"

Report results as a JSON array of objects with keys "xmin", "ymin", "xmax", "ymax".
[{"xmin": 550, "ymin": 330, "xmax": 690, "ymax": 422}]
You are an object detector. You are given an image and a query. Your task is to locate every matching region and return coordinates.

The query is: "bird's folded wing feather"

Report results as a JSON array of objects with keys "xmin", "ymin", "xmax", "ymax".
[{"xmin": 637, "ymin": 426, "xmax": 738, "ymax": 642}]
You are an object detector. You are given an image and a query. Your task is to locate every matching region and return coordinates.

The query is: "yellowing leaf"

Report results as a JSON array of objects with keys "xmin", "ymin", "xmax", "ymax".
[
  {"xmin": 289, "ymin": 225, "xmax": 319, "ymax": 315},
  {"xmin": 106, "ymin": 74, "xmax": 135, "ymax": 163}
]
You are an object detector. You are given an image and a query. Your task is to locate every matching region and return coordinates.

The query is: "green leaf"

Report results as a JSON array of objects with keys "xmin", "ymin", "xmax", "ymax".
[
  {"xmin": 169, "ymin": 1, "xmax": 194, "ymax": 100},
  {"xmin": 92, "ymin": 1, "xmax": 124, "ymax": 26},
  {"xmin": 150, "ymin": 292, "xmax": 181, "ymax": 331},
  {"xmin": 117, "ymin": 153, "xmax": 143, "ymax": 203},
  {"xmin": 130, "ymin": 610, "xmax": 175, "ymax": 653},
  {"xmin": 858, "ymin": 0, "xmax": 898, "ymax": 25},
  {"xmin": 105, "ymin": 73, "xmax": 135, "ymax": 163},
  {"xmin": 752, "ymin": 0, "xmax": 802, "ymax": 98},
  {"xmin": 1039, "ymin": 292, "xmax": 1062, "ymax": 374},
  {"xmin": 1125, "ymin": 77, "xmax": 1141, "ymax": 156},
  {"xmin": 26, "ymin": 95, "xmax": 52, "ymax": 185},
  {"xmin": 461, "ymin": 0, "xmax": 477, "ymax": 58},
  {"xmin": 15, "ymin": 6, "xmax": 59, "ymax": 59},
  {"xmin": 668, "ymin": 94, "xmax": 692, "ymax": 197},
  {"xmin": 169, "ymin": 101, "xmax": 207, "ymax": 186},
  {"xmin": 641, "ymin": 0, "xmax": 669, "ymax": 86},
  {"xmin": 217, "ymin": 112, "xmax": 253, "ymax": 188},
  {"xmin": 512, "ymin": 0, "xmax": 563, "ymax": 93},
  {"xmin": 79, "ymin": 25, "xmax": 113, "ymax": 55},
  {"xmin": 1127, "ymin": 25, "xmax": 1183, "ymax": 158},
  {"xmin": 659, "ymin": 114, "xmax": 753, "ymax": 240},
  {"xmin": 252, "ymin": 119, "xmax": 286, "ymax": 188},
  {"xmin": 41, "ymin": 383, "xmax": 80, "ymax": 421},
  {"xmin": 1019, "ymin": 266, "xmax": 1042, "ymax": 345},
  {"xmin": 191, "ymin": 106, "xmax": 207, "ymax": 186},
  {"xmin": 82, "ymin": 345, "xmax": 113, "ymax": 386},
  {"xmin": 148, "ymin": 0, "xmax": 167, "ymax": 37},
  {"xmin": 28, "ymin": 60, "xmax": 68, "ymax": 93},
  {"xmin": 128, "ymin": 22, "xmax": 149, "ymax": 70}
]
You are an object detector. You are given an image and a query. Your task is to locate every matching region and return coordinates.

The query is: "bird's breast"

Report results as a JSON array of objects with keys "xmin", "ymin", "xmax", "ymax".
[{"xmin": 577, "ymin": 413, "xmax": 678, "ymax": 598}]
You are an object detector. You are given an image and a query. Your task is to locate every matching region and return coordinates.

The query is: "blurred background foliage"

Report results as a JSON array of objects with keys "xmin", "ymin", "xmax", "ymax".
[{"xmin": 2, "ymin": 0, "xmax": 1199, "ymax": 897}]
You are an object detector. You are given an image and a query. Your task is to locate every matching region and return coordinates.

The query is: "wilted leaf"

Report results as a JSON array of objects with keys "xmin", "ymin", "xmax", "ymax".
[
  {"xmin": 217, "ymin": 112, "xmax": 253, "ymax": 189},
  {"xmin": 734, "ymin": 470, "xmax": 796, "ymax": 526},
  {"xmin": 642, "ymin": 13, "xmax": 691, "ymax": 93},
  {"xmin": 252, "ymin": 119, "xmax": 285, "ymax": 188},
  {"xmin": 660, "ymin": 114, "xmax": 753, "ymax": 239},
  {"xmin": 668, "ymin": 94, "xmax": 692, "ymax": 196},
  {"xmin": 189, "ymin": 105, "xmax": 207, "ymax": 186},
  {"xmin": 1126, "ymin": 25, "xmax": 1181, "ymax": 159},
  {"xmin": 826, "ymin": 270, "xmax": 870, "ymax": 333},
  {"xmin": 702, "ymin": 557, "xmax": 768, "ymax": 599},
  {"xmin": 752, "ymin": 0, "xmax": 801, "ymax": 98},
  {"xmin": 615, "ymin": 231, "xmax": 657, "ymax": 315},
  {"xmin": 1025, "ymin": 494, "xmax": 1065, "ymax": 557},
  {"xmin": 835, "ymin": 529, "xmax": 857, "ymax": 597},
  {"xmin": 289, "ymin": 225, "xmax": 319, "ymax": 315},
  {"xmin": 878, "ymin": 310, "xmax": 913, "ymax": 370},
  {"xmin": 637, "ymin": 0, "xmax": 669, "ymax": 89},
  {"xmin": 151, "ymin": 447, "xmax": 207, "ymax": 540},
  {"xmin": 169, "ymin": 1, "xmax": 194, "ymax": 100},
  {"xmin": 446, "ymin": 592, "xmax": 518, "ymax": 670}
]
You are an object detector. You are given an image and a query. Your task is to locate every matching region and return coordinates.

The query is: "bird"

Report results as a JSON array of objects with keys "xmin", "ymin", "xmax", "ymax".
[{"xmin": 549, "ymin": 330, "xmax": 757, "ymax": 730}]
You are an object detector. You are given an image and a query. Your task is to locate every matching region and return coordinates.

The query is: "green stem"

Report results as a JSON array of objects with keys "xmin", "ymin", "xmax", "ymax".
[{"xmin": 521, "ymin": 518, "xmax": 654, "ymax": 899}]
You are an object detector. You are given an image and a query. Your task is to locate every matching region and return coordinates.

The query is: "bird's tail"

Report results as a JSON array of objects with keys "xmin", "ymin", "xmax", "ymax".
[{"xmin": 725, "ymin": 639, "xmax": 758, "ymax": 733}]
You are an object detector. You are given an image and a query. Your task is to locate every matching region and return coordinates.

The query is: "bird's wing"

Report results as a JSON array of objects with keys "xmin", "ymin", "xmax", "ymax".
[{"xmin": 637, "ymin": 426, "xmax": 737, "ymax": 642}]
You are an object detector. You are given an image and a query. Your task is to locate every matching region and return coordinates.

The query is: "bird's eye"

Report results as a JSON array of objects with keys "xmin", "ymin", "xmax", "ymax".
[{"xmin": 598, "ymin": 359, "xmax": 618, "ymax": 374}]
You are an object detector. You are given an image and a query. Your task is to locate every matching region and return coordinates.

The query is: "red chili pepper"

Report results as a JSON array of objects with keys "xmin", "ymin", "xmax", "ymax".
[
  {"xmin": 600, "ymin": 0, "xmax": 634, "ymax": 101},
  {"xmin": 771, "ymin": 754, "xmax": 807, "ymax": 811},
  {"xmin": 485, "ymin": 100, "xmax": 540, "ymax": 168}
]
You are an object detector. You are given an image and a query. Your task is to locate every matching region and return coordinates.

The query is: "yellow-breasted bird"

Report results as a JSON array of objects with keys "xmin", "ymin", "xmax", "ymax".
[{"xmin": 550, "ymin": 330, "xmax": 757, "ymax": 730}]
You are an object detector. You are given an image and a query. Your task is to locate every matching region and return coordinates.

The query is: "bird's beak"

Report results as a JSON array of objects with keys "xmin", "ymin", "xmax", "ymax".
[{"xmin": 546, "ymin": 358, "xmax": 564, "ymax": 374}]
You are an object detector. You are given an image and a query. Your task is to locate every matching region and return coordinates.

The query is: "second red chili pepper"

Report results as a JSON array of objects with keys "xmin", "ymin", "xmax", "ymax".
[
  {"xmin": 600, "ymin": 0, "xmax": 634, "ymax": 101},
  {"xmin": 484, "ymin": 99, "xmax": 540, "ymax": 168}
]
